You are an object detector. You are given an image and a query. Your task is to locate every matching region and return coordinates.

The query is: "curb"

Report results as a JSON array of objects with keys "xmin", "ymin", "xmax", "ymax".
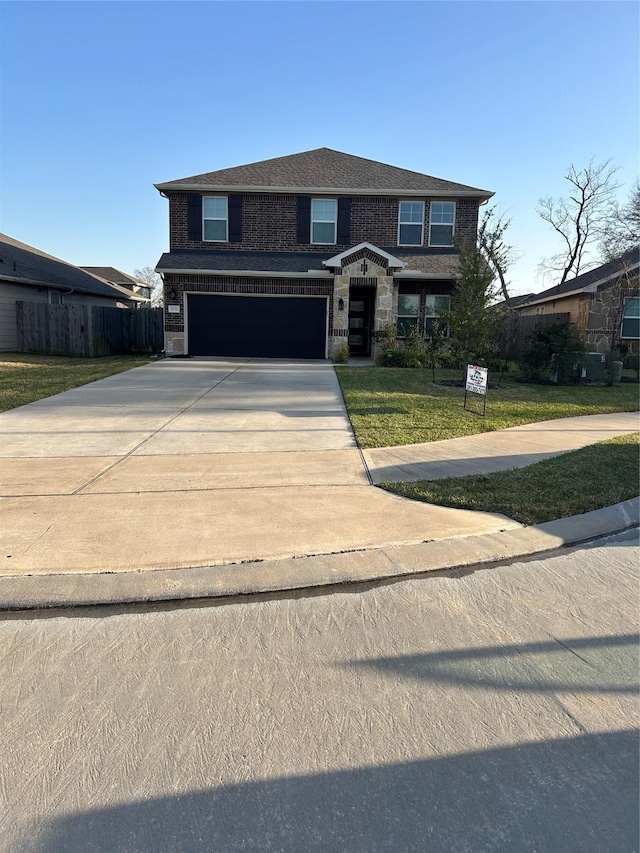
[{"xmin": 0, "ymin": 498, "xmax": 637, "ymax": 612}]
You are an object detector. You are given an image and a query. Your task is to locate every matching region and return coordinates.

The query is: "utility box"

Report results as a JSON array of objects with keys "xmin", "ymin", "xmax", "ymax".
[{"xmin": 585, "ymin": 352, "xmax": 605, "ymax": 382}]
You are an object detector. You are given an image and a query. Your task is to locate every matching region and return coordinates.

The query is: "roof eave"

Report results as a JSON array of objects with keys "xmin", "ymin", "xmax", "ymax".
[
  {"xmin": 155, "ymin": 268, "xmax": 333, "ymax": 279},
  {"xmin": 154, "ymin": 182, "xmax": 494, "ymax": 200},
  {"xmin": 0, "ymin": 273, "xmax": 123, "ymax": 298}
]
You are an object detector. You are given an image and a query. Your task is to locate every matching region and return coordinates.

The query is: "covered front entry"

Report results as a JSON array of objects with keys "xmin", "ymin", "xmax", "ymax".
[
  {"xmin": 348, "ymin": 287, "xmax": 375, "ymax": 356},
  {"xmin": 187, "ymin": 294, "xmax": 327, "ymax": 358}
]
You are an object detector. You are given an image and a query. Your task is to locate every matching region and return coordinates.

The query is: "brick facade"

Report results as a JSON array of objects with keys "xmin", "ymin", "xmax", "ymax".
[{"xmin": 167, "ymin": 191, "xmax": 480, "ymax": 253}]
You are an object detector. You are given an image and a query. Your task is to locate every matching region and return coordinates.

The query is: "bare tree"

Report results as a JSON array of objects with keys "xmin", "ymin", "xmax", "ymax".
[
  {"xmin": 537, "ymin": 159, "xmax": 620, "ymax": 286},
  {"xmin": 133, "ymin": 266, "xmax": 163, "ymax": 308},
  {"xmin": 600, "ymin": 180, "xmax": 640, "ymax": 261},
  {"xmin": 478, "ymin": 206, "xmax": 517, "ymax": 304}
]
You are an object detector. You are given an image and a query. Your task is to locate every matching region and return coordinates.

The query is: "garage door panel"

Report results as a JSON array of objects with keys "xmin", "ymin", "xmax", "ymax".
[{"xmin": 188, "ymin": 295, "xmax": 327, "ymax": 358}]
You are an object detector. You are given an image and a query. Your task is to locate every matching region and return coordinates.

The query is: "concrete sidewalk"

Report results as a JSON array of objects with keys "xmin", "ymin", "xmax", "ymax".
[
  {"xmin": 0, "ymin": 358, "xmax": 638, "ymax": 609},
  {"xmin": 364, "ymin": 411, "xmax": 640, "ymax": 483}
]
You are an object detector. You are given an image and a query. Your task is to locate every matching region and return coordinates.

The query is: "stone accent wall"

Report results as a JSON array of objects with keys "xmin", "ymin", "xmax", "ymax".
[
  {"xmin": 167, "ymin": 192, "xmax": 481, "ymax": 253},
  {"xmin": 586, "ymin": 276, "xmax": 639, "ymax": 354}
]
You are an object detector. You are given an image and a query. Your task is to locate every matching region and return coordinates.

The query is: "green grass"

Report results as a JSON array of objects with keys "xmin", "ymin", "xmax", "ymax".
[
  {"xmin": 0, "ymin": 353, "xmax": 154, "ymax": 412},
  {"xmin": 381, "ymin": 433, "xmax": 640, "ymax": 525},
  {"xmin": 336, "ymin": 367, "xmax": 640, "ymax": 448}
]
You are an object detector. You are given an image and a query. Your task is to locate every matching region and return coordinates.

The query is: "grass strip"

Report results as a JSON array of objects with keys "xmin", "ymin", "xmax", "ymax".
[
  {"xmin": 380, "ymin": 433, "xmax": 640, "ymax": 525},
  {"xmin": 0, "ymin": 353, "xmax": 154, "ymax": 412},
  {"xmin": 336, "ymin": 367, "xmax": 640, "ymax": 448}
]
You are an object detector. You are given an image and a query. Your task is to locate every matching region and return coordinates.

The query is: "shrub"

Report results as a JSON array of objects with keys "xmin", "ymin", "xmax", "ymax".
[
  {"xmin": 332, "ymin": 342, "xmax": 349, "ymax": 364},
  {"xmin": 520, "ymin": 322, "xmax": 585, "ymax": 384}
]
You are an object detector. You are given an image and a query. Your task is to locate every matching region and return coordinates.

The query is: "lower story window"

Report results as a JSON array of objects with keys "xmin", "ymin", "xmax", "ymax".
[
  {"xmin": 397, "ymin": 294, "xmax": 420, "ymax": 337},
  {"xmin": 621, "ymin": 297, "xmax": 640, "ymax": 339},
  {"xmin": 425, "ymin": 295, "xmax": 450, "ymax": 336}
]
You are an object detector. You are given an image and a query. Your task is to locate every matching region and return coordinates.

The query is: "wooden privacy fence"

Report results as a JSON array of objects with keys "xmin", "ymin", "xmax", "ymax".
[
  {"xmin": 498, "ymin": 311, "xmax": 570, "ymax": 360},
  {"xmin": 16, "ymin": 303, "xmax": 164, "ymax": 357}
]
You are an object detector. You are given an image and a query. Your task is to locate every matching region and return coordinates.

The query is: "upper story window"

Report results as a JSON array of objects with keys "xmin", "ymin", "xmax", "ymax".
[
  {"xmin": 398, "ymin": 201, "xmax": 425, "ymax": 246},
  {"xmin": 203, "ymin": 196, "xmax": 228, "ymax": 242},
  {"xmin": 49, "ymin": 290, "xmax": 63, "ymax": 304},
  {"xmin": 311, "ymin": 199, "xmax": 337, "ymax": 244},
  {"xmin": 429, "ymin": 202, "xmax": 455, "ymax": 246},
  {"xmin": 621, "ymin": 297, "xmax": 640, "ymax": 339}
]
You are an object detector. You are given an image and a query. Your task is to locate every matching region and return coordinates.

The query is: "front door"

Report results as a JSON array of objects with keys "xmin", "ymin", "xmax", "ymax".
[{"xmin": 348, "ymin": 290, "xmax": 373, "ymax": 356}]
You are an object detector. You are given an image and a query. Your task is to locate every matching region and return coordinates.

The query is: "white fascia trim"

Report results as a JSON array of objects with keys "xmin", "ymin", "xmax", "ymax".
[
  {"xmin": 524, "ymin": 262, "xmax": 640, "ymax": 306},
  {"xmin": 154, "ymin": 182, "xmax": 494, "ymax": 200},
  {"xmin": 394, "ymin": 271, "xmax": 456, "ymax": 279},
  {"xmin": 156, "ymin": 268, "xmax": 333, "ymax": 279},
  {"xmin": 323, "ymin": 242, "xmax": 405, "ymax": 269}
]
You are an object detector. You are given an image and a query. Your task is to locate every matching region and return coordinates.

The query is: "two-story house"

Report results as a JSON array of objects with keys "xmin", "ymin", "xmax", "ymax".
[{"xmin": 154, "ymin": 148, "xmax": 493, "ymax": 359}]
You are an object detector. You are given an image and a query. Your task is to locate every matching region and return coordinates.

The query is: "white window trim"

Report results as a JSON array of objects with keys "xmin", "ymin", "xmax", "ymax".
[
  {"xmin": 310, "ymin": 198, "xmax": 337, "ymax": 245},
  {"xmin": 397, "ymin": 200, "xmax": 425, "ymax": 247},
  {"xmin": 621, "ymin": 296, "xmax": 640, "ymax": 339},
  {"xmin": 203, "ymin": 196, "xmax": 228, "ymax": 243},
  {"xmin": 428, "ymin": 201, "xmax": 456, "ymax": 247}
]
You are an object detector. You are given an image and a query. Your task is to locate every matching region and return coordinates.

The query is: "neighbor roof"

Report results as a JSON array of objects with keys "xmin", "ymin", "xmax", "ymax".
[
  {"xmin": 80, "ymin": 267, "xmax": 141, "ymax": 288},
  {"xmin": 0, "ymin": 234, "xmax": 128, "ymax": 299},
  {"xmin": 155, "ymin": 148, "xmax": 493, "ymax": 198},
  {"xmin": 520, "ymin": 247, "xmax": 640, "ymax": 307}
]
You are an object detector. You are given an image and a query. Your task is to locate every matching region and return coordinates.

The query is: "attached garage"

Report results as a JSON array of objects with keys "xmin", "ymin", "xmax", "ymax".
[{"xmin": 187, "ymin": 294, "xmax": 328, "ymax": 358}]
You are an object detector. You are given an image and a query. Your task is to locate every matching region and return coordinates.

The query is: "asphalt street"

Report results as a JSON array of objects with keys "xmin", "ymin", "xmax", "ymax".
[{"xmin": 2, "ymin": 530, "xmax": 638, "ymax": 853}]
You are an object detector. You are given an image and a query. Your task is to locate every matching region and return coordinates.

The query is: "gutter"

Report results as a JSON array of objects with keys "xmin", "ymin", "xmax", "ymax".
[{"xmin": 154, "ymin": 183, "xmax": 494, "ymax": 200}]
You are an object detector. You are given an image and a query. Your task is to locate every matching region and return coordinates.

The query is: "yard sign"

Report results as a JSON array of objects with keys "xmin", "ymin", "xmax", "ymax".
[{"xmin": 464, "ymin": 364, "xmax": 488, "ymax": 416}]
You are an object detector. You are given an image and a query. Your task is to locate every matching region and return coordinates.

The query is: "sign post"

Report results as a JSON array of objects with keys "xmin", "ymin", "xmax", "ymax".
[{"xmin": 464, "ymin": 364, "xmax": 488, "ymax": 416}]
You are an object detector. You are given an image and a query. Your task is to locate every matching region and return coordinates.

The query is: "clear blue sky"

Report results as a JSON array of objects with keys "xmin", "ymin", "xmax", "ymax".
[{"xmin": 1, "ymin": 1, "xmax": 638, "ymax": 295}]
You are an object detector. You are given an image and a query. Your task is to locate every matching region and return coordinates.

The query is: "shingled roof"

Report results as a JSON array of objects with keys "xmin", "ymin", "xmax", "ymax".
[
  {"xmin": 155, "ymin": 148, "xmax": 493, "ymax": 198},
  {"xmin": 522, "ymin": 246, "xmax": 640, "ymax": 306},
  {"xmin": 0, "ymin": 234, "xmax": 127, "ymax": 299}
]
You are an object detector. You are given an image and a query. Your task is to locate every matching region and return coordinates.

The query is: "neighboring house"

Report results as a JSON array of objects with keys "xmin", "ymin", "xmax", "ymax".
[
  {"xmin": 80, "ymin": 267, "xmax": 152, "ymax": 302},
  {"xmin": 154, "ymin": 147, "xmax": 493, "ymax": 358},
  {"xmin": 512, "ymin": 248, "xmax": 640, "ymax": 354},
  {"xmin": 0, "ymin": 233, "xmax": 140, "ymax": 351}
]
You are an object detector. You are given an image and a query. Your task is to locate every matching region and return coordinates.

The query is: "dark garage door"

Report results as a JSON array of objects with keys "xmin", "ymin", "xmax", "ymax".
[{"xmin": 188, "ymin": 294, "xmax": 327, "ymax": 358}]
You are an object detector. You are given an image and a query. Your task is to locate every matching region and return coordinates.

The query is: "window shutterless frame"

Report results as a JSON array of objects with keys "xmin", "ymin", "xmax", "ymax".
[
  {"xmin": 396, "ymin": 293, "xmax": 420, "ymax": 337},
  {"xmin": 310, "ymin": 198, "xmax": 337, "ymax": 245},
  {"xmin": 397, "ymin": 201, "xmax": 425, "ymax": 247},
  {"xmin": 428, "ymin": 201, "xmax": 456, "ymax": 247},
  {"xmin": 202, "ymin": 196, "xmax": 229, "ymax": 242}
]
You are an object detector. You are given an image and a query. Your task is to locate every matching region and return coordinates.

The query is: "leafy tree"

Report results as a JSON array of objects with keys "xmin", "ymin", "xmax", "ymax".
[
  {"xmin": 133, "ymin": 266, "xmax": 163, "ymax": 308},
  {"xmin": 478, "ymin": 206, "xmax": 517, "ymax": 304},
  {"xmin": 537, "ymin": 159, "xmax": 620, "ymax": 286},
  {"xmin": 444, "ymin": 237, "xmax": 501, "ymax": 381}
]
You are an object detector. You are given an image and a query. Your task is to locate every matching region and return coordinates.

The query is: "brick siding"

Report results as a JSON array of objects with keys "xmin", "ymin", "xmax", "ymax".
[{"xmin": 167, "ymin": 192, "xmax": 480, "ymax": 253}]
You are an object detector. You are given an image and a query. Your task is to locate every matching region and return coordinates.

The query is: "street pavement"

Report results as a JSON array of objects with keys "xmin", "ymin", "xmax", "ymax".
[{"xmin": 1, "ymin": 530, "xmax": 638, "ymax": 852}]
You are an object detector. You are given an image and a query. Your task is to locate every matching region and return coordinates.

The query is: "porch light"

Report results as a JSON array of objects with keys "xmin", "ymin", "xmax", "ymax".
[
  {"xmin": 169, "ymin": 288, "xmax": 178, "ymax": 300},
  {"xmin": 338, "ymin": 297, "xmax": 345, "ymax": 311}
]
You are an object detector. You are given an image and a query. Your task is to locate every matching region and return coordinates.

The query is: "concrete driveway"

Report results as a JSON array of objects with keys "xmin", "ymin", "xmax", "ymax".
[{"xmin": 0, "ymin": 359, "xmax": 518, "ymax": 575}]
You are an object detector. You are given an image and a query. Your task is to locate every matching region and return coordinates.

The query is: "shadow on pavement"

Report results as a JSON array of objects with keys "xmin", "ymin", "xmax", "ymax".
[
  {"xmin": 24, "ymin": 730, "xmax": 639, "ymax": 853},
  {"xmin": 345, "ymin": 634, "xmax": 640, "ymax": 694}
]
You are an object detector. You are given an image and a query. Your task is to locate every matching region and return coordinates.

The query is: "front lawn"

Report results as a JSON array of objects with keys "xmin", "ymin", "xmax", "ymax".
[
  {"xmin": 0, "ymin": 353, "xmax": 154, "ymax": 412},
  {"xmin": 381, "ymin": 432, "xmax": 640, "ymax": 525},
  {"xmin": 336, "ymin": 367, "xmax": 640, "ymax": 448}
]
